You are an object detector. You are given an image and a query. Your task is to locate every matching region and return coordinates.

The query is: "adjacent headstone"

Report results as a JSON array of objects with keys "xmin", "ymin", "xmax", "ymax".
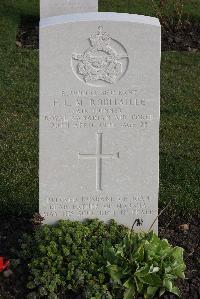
[
  {"xmin": 39, "ymin": 13, "xmax": 161, "ymax": 231},
  {"xmin": 40, "ymin": 0, "xmax": 98, "ymax": 18}
]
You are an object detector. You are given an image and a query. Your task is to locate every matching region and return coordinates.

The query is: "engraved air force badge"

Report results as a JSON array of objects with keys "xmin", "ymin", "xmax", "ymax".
[{"xmin": 72, "ymin": 26, "xmax": 129, "ymax": 86}]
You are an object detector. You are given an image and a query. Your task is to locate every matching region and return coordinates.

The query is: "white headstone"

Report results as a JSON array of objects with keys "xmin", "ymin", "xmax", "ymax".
[
  {"xmin": 39, "ymin": 13, "xmax": 161, "ymax": 231},
  {"xmin": 40, "ymin": 0, "xmax": 98, "ymax": 18}
]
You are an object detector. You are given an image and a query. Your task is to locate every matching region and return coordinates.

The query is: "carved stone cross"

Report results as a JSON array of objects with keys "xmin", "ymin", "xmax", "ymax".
[{"xmin": 78, "ymin": 133, "xmax": 119, "ymax": 191}]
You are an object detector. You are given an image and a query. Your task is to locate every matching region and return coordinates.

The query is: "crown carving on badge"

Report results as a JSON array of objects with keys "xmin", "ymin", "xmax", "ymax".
[{"xmin": 89, "ymin": 26, "xmax": 111, "ymax": 49}]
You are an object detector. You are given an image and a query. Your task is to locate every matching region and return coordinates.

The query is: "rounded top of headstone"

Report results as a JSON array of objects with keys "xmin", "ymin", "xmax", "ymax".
[{"xmin": 40, "ymin": 12, "xmax": 160, "ymax": 28}]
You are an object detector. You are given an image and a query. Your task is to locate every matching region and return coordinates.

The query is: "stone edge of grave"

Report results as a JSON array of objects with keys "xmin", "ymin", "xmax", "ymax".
[{"xmin": 40, "ymin": 12, "xmax": 160, "ymax": 28}]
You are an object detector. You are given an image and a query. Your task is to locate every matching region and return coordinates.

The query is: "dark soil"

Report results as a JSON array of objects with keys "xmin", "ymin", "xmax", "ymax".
[
  {"xmin": 162, "ymin": 21, "xmax": 200, "ymax": 52},
  {"xmin": 0, "ymin": 212, "xmax": 199, "ymax": 299},
  {"xmin": 159, "ymin": 212, "xmax": 200, "ymax": 299},
  {"xmin": 16, "ymin": 16, "xmax": 200, "ymax": 52},
  {"xmin": 16, "ymin": 16, "xmax": 39, "ymax": 50}
]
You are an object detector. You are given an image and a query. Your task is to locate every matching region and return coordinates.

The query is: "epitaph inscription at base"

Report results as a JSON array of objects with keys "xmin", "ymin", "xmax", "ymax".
[{"xmin": 40, "ymin": 13, "xmax": 161, "ymax": 231}]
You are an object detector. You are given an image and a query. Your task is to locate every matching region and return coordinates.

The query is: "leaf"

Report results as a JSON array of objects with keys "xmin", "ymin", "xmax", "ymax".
[
  {"xmin": 116, "ymin": 245, "xmax": 125, "ymax": 257},
  {"xmin": 123, "ymin": 278, "xmax": 135, "ymax": 289},
  {"xmin": 103, "ymin": 244, "xmax": 116, "ymax": 262},
  {"xmin": 107, "ymin": 264, "xmax": 122, "ymax": 282},
  {"xmin": 171, "ymin": 247, "xmax": 184, "ymax": 261},
  {"xmin": 164, "ymin": 273, "xmax": 176, "ymax": 280},
  {"xmin": 123, "ymin": 285, "xmax": 136, "ymax": 299},
  {"xmin": 149, "ymin": 233, "xmax": 160, "ymax": 245},
  {"xmin": 163, "ymin": 279, "xmax": 173, "ymax": 292},
  {"xmin": 135, "ymin": 265, "xmax": 149, "ymax": 277},
  {"xmin": 135, "ymin": 266, "xmax": 162, "ymax": 286},
  {"xmin": 172, "ymin": 265, "xmax": 186, "ymax": 278},
  {"xmin": 160, "ymin": 239, "xmax": 169, "ymax": 249},
  {"xmin": 122, "ymin": 266, "xmax": 132, "ymax": 275},
  {"xmin": 137, "ymin": 273, "xmax": 162, "ymax": 287},
  {"xmin": 164, "ymin": 266, "xmax": 172, "ymax": 273},
  {"xmin": 134, "ymin": 276, "xmax": 144, "ymax": 294},
  {"xmin": 145, "ymin": 286, "xmax": 158, "ymax": 298},
  {"xmin": 179, "ymin": 271, "xmax": 185, "ymax": 279},
  {"xmin": 159, "ymin": 288, "xmax": 166, "ymax": 297},
  {"xmin": 171, "ymin": 286, "xmax": 181, "ymax": 297},
  {"xmin": 131, "ymin": 244, "xmax": 144, "ymax": 261},
  {"xmin": 149, "ymin": 265, "xmax": 160, "ymax": 273}
]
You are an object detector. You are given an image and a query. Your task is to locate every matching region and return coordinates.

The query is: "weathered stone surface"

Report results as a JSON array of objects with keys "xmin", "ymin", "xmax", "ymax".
[
  {"xmin": 40, "ymin": 0, "xmax": 98, "ymax": 18},
  {"xmin": 39, "ymin": 13, "xmax": 161, "ymax": 231}
]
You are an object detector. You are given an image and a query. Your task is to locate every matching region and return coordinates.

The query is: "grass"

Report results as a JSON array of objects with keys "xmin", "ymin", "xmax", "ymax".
[
  {"xmin": 0, "ymin": 1, "xmax": 39, "ymax": 216},
  {"xmin": 0, "ymin": 0, "xmax": 199, "ymax": 217},
  {"xmin": 99, "ymin": 0, "xmax": 200, "ymax": 21},
  {"xmin": 160, "ymin": 52, "xmax": 200, "ymax": 212}
]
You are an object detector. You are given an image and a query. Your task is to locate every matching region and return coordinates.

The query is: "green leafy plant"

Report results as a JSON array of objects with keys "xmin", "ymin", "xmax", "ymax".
[
  {"xmin": 19, "ymin": 220, "xmax": 185, "ymax": 298},
  {"xmin": 104, "ymin": 231, "xmax": 186, "ymax": 299},
  {"xmin": 19, "ymin": 219, "xmax": 128, "ymax": 298}
]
